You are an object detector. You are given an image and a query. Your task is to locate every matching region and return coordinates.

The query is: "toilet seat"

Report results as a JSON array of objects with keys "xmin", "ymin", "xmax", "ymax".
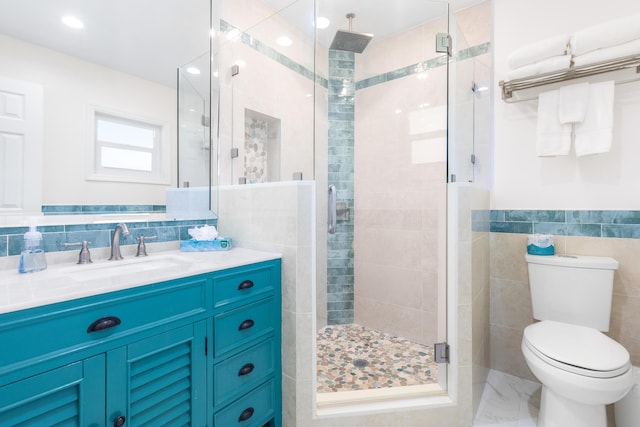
[{"xmin": 523, "ymin": 320, "xmax": 630, "ymax": 379}]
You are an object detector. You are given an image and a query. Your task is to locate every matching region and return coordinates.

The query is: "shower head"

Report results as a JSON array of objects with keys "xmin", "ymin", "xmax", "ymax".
[{"xmin": 329, "ymin": 13, "xmax": 373, "ymax": 54}]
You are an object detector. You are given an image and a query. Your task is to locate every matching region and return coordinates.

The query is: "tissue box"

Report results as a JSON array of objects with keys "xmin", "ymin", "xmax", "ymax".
[
  {"xmin": 180, "ymin": 238, "xmax": 232, "ymax": 252},
  {"xmin": 527, "ymin": 234, "xmax": 554, "ymax": 255}
]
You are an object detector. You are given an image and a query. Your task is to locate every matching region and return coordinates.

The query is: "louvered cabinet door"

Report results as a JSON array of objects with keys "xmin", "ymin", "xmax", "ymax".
[
  {"xmin": 0, "ymin": 355, "xmax": 105, "ymax": 427},
  {"xmin": 106, "ymin": 321, "xmax": 207, "ymax": 427}
]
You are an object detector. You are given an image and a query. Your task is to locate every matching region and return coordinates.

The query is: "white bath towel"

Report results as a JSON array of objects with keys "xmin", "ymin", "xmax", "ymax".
[
  {"xmin": 558, "ymin": 83, "xmax": 589, "ymax": 124},
  {"xmin": 570, "ymin": 14, "xmax": 640, "ymax": 56},
  {"xmin": 536, "ymin": 90, "xmax": 572, "ymax": 157},
  {"xmin": 508, "ymin": 34, "xmax": 570, "ymax": 70},
  {"xmin": 572, "ymin": 38, "xmax": 640, "ymax": 67},
  {"xmin": 574, "ymin": 81, "xmax": 615, "ymax": 157},
  {"xmin": 507, "ymin": 55, "xmax": 572, "ymax": 80}
]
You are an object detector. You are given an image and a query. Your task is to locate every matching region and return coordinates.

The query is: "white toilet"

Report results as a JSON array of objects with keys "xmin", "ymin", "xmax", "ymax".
[{"xmin": 523, "ymin": 253, "xmax": 634, "ymax": 427}]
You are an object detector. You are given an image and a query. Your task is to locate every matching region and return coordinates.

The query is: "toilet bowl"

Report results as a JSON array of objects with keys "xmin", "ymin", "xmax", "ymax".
[{"xmin": 522, "ymin": 320, "xmax": 633, "ymax": 427}]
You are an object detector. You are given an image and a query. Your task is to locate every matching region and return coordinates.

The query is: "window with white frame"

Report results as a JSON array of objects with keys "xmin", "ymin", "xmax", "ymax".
[{"xmin": 88, "ymin": 108, "xmax": 170, "ymax": 184}]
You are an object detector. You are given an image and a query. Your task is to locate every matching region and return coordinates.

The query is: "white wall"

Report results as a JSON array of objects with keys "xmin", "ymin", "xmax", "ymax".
[
  {"xmin": 0, "ymin": 34, "xmax": 176, "ymax": 206},
  {"xmin": 492, "ymin": 0, "xmax": 640, "ymax": 209}
]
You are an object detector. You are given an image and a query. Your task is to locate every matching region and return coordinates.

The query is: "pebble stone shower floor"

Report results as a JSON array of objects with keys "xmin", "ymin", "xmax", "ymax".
[{"xmin": 316, "ymin": 324, "xmax": 439, "ymax": 393}]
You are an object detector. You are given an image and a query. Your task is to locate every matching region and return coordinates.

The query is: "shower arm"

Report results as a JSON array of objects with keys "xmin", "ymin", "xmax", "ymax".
[{"xmin": 328, "ymin": 185, "xmax": 337, "ymax": 234}]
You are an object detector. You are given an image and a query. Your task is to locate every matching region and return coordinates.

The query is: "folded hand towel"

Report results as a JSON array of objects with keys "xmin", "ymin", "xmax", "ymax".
[
  {"xmin": 537, "ymin": 90, "xmax": 572, "ymax": 157},
  {"xmin": 508, "ymin": 34, "xmax": 570, "ymax": 70},
  {"xmin": 558, "ymin": 83, "xmax": 589, "ymax": 124},
  {"xmin": 507, "ymin": 55, "xmax": 572, "ymax": 80},
  {"xmin": 574, "ymin": 81, "xmax": 615, "ymax": 157},
  {"xmin": 572, "ymin": 38, "xmax": 640, "ymax": 67},
  {"xmin": 570, "ymin": 14, "xmax": 640, "ymax": 56}
]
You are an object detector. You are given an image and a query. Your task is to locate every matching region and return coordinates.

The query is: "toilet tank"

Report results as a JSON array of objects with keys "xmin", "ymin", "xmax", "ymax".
[{"xmin": 525, "ymin": 254, "xmax": 619, "ymax": 331}]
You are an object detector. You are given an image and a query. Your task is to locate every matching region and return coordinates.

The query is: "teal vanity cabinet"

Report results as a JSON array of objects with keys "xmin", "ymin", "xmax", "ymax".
[{"xmin": 0, "ymin": 258, "xmax": 281, "ymax": 427}]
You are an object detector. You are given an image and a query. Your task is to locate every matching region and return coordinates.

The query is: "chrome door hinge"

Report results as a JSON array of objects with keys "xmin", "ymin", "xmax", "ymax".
[
  {"xmin": 434, "ymin": 342, "xmax": 450, "ymax": 363},
  {"xmin": 436, "ymin": 33, "xmax": 452, "ymax": 56}
]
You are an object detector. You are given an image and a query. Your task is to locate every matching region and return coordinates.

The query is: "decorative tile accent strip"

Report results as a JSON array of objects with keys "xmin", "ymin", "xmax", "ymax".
[
  {"xmin": 485, "ymin": 210, "xmax": 640, "ymax": 239},
  {"xmin": 42, "ymin": 205, "xmax": 166, "ymax": 215},
  {"xmin": 0, "ymin": 218, "xmax": 216, "ymax": 257},
  {"xmin": 220, "ymin": 20, "xmax": 326, "ymax": 88},
  {"xmin": 356, "ymin": 42, "xmax": 491, "ymax": 91},
  {"xmin": 327, "ymin": 49, "xmax": 355, "ymax": 325},
  {"xmin": 219, "ymin": 19, "xmax": 490, "ymax": 93}
]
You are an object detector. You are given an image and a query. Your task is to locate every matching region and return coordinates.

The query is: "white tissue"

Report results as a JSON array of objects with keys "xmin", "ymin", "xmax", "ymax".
[
  {"xmin": 188, "ymin": 224, "xmax": 219, "ymax": 241},
  {"xmin": 528, "ymin": 234, "xmax": 554, "ymax": 248}
]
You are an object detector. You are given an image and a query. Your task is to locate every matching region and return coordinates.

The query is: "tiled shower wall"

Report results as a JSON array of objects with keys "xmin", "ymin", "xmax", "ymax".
[
  {"xmin": 487, "ymin": 210, "xmax": 640, "ymax": 380},
  {"xmin": 326, "ymin": 50, "xmax": 356, "ymax": 325}
]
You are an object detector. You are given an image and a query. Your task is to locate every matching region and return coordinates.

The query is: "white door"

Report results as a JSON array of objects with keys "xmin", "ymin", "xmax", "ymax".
[{"xmin": 0, "ymin": 76, "xmax": 43, "ymax": 213}]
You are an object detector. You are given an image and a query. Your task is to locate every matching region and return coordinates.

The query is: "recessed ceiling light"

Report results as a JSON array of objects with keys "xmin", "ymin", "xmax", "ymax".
[
  {"xmin": 315, "ymin": 17, "xmax": 330, "ymax": 29},
  {"xmin": 276, "ymin": 36, "xmax": 292, "ymax": 47},
  {"xmin": 417, "ymin": 72, "xmax": 429, "ymax": 80},
  {"xmin": 61, "ymin": 15, "xmax": 84, "ymax": 29},
  {"xmin": 394, "ymin": 108, "xmax": 403, "ymax": 114},
  {"xmin": 186, "ymin": 67, "xmax": 200, "ymax": 75}
]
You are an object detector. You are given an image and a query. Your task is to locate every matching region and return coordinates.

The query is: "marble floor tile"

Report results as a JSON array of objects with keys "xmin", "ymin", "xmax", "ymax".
[{"xmin": 473, "ymin": 370, "xmax": 541, "ymax": 427}]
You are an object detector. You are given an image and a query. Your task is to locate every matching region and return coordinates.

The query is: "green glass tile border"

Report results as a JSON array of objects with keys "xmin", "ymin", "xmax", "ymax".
[
  {"xmin": 42, "ymin": 205, "xmax": 166, "ymax": 215},
  {"xmin": 220, "ymin": 20, "xmax": 326, "ymax": 88},
  {"xmin": 485, "ymin": 210, "xmax": 640, "ymax": 239},
  {"xmin": 356, "ymin": 42, "xmax": 491, "ymax": 91},
  {"xmin": 219, "ymin": 19, "xmax": 490, "ymax": 93},
  {"xmin": 0, "ymin": 218, "xmax": 217, "ymax": 257}
]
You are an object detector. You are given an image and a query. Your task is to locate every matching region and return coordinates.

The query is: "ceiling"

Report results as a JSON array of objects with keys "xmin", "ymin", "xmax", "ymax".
[
  {"xmin": 0, "ymin": 0, "xmax": 210, "ymax": 88},
  {"xmin": 0, "ymin": 0, "xmax": 483, "ymax": 87}
]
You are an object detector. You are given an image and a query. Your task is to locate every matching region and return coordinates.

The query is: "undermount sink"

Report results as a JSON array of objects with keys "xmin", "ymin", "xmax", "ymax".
[{"xmin": 61, "ymin": 254, "xmax": 193, "ymax": 281}]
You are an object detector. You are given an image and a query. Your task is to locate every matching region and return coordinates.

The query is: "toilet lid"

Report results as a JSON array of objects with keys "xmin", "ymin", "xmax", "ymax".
[{"xmin": 523, "ymin": 320, "xmax": 630, "ymax": 378}]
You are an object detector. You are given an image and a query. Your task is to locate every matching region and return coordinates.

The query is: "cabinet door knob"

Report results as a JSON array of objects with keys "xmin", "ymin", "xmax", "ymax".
[
  {"xmin": 238, "ymin": 363, "xmax": 255, "ymax": 376},
  {"xmin": 238, "ymin": 319, "xmax": 255, "ymax": 331},
  {"xmin": 238, "ymin": 407, "xmax": 254, "ymax": 422},
  {"xmin": 238, "ymin": 280, "xmax": 254, "ymax": 290},
  {"xmin": 87, "ymin": 316, "xmax": 122, "ymax": 333},
  {"xmin": 113, "ymin": 415, "xmax": 126, "ymax": 427}
]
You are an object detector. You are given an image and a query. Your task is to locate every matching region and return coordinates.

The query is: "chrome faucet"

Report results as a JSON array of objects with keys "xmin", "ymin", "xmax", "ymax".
[{"xmin": 108, "ymin": 223, "xmax": 130, "ymax": 260}]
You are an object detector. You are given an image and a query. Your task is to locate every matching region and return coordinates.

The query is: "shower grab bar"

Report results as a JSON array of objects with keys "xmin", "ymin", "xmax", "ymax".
[{"xmin": 328, "ymin": 185, "xmax": 337, "ymax": 234}]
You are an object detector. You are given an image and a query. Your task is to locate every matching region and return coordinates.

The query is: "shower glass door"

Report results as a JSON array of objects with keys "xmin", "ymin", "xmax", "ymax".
[{"xmin": 315, "ymin": 0, "xmax": 450, "ymax": 403}]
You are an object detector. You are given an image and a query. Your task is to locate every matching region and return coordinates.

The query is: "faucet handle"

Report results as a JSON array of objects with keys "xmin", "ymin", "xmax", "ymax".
[
  {"xmin": 63, "ymin": 241, "xmax": 93, "ymax": 264},
  {"xmin": 136, "ymin": 236, "xmax": 157, "ymax": 257}
]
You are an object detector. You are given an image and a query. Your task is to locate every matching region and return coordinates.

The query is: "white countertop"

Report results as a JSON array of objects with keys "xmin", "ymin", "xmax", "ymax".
[{"xmin": 0, "ymin": 247, "xmax": 281, "ymax": 315}]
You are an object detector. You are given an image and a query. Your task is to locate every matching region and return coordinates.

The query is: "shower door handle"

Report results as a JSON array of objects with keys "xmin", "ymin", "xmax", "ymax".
[{"xmin": 328, "ymin": 185, "xmax": 337, "ymax": 234}]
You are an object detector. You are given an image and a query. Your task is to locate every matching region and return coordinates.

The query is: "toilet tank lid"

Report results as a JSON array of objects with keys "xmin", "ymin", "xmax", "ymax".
[{"xmin": 525, "ymin": 253, "xmax": 619, "ymax": 270}]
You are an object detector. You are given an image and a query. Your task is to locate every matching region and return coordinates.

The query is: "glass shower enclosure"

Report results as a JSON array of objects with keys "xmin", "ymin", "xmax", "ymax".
[{"xmin": 314, "ymin": 0, "xmax": 451, "ymax": 404}]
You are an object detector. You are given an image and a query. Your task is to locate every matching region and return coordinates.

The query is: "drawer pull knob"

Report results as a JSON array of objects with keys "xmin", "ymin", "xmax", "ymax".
[
  {"xmin": 87, "ymin": 316, "xmax": 122, "ymax": 333},
  {"xmin": 238, "ymin": 407, "xmax": 254, "ymax": 422},
  {"xmin": 113, "ymin": 415, "xmax": 126, "ymax": 427},
  {"xmin": 238, "ymin": 280, "xmax": 254, "ymax": 290},
  {"xmin": 238, "ymin": 363, "xmax": 255, "ymax": 376},
  {"xmin": 238, "ymin": 319, "xmax": 255, "ymax": 331}
]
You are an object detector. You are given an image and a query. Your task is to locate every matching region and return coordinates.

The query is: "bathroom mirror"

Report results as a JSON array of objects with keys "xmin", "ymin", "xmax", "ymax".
[{"xmin": 0, "ymin": 0, "xmax": 211, "ymax": 213}]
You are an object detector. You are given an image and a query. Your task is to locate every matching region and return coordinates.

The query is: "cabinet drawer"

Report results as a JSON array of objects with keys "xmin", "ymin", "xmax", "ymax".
[
  {"xmin": 214, "ymin": 338, "xmax": 275, "ymax": 407},
  {"xmin": 213, "ymin": 266, "xmax": 274, "ymax": 309},
  {"xmin": 0, "ymin": 277, "xmax": 207, "ymax": 371},
  {"xmin": 213, "ymin": 380, "xmax": 275, "ymax": 427},
  {"xmin": 214, "ymin": 298, "xmax": 275, "ymax": 356}
]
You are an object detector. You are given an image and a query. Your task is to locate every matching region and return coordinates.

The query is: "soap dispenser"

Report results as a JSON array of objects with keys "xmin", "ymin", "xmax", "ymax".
[{"xmin": 18, "ymin": 222, "xmax": 47, "ymax": 273}]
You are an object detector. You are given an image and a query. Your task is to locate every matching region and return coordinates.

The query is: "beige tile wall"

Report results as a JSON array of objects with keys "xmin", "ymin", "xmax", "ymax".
[
  {"xmin": 353, "ymin": 60, "xmax": 448, "ymax": 346},
  {"xmin": 490, "ymin": 233, "xmax": 640, "ymax": 380}
]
